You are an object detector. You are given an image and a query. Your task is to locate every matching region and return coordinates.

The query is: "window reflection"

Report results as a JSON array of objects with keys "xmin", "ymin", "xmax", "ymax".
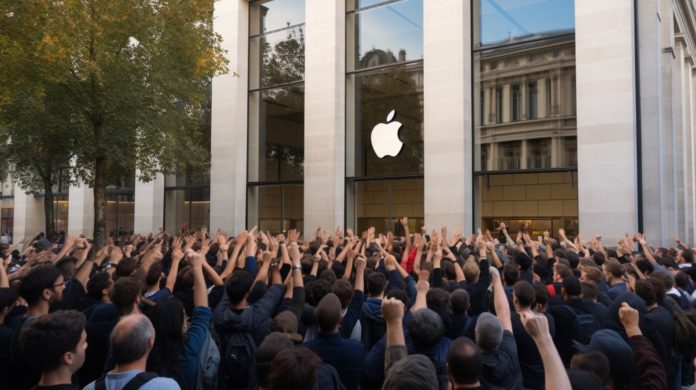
[
  {"xmin": 1, "ymin": 198, "xmax": 13, "ymax": 238},
  {"xmin": 250, "ymin": 0, "xmax": 305, "ymax": 36},
  {"xmin": 250, "ymin": 26, "xmax": 304, "ymax": 89},
  {"xmin": 347, "ymin": 0, "xmax": 423, "ymax": 71},
  {"xmin": 476, "ymin": 0, "xmax": 575, "ymax": 48},
  {"xmin": 248, "ymin": 86, "xmax": 304, "ymax": 182}
]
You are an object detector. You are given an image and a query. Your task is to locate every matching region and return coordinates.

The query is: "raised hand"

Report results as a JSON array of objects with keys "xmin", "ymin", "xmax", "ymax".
[{"xmin": 381, "ymin": 297, "xmax": 405, "ymax": 323}]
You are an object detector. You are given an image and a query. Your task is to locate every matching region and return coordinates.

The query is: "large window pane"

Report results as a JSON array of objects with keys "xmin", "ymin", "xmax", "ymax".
[
  {"xmin": 53, "ymin": 196, "xmax": 69, "ymax": 233},
  {"xmin": 105, "ymin": 192, "xmax": 134, "ymax": 237},
  {"xmin": 248, "ymin": 184, "xmax": 303, "ymax": 233},
  {"xmin": 249, "ymin": 86, "xmax": 304, "ymax": 182},
  {"xmin": 347, "ymin": 63, "xmax": 423, "ymax": 177},
  {"xmin": 347, "ymin": 178, "xmax": 423, "ymax": 233},
  {"xmin": 250, "ymin": 0, "xmax": 305, "ymax": 36},
  {"xmin": 475, "ymin": 0, "xmax": 575, "ymax": 48},
  {"xmin": 474, "ymin": 38, "xmax": 576, "ymax": 172},
  {"xmin": 475, "ymin": 172, "xmax": 578, "ymax": 236},
  {"xmin": 165, "ymin": 190, "xmax": 190, "ymax": 233},
  {"xmin": 347, "ymin": 0, "xmax": 423, "ymax": 71},
  {"xmin": 250, "ymin": 26, "xmax": 305, "ymax": 89},
  {"xmin": 1, "ymin": 198, "xmax": 13, "ymax": 239}
]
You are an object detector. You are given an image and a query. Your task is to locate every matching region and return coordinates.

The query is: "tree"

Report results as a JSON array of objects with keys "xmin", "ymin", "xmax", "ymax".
[
  {"xmin": 0, "ymin": 0, "xmax": 227, "ymax": 248},
  {"xmin": 0, "ymin": 84, "xmax": 77, "ymax": 237}
]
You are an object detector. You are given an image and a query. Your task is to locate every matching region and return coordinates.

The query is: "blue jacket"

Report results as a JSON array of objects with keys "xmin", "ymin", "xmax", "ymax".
[
  {"xmin": 178, "ymin": 306, "xmax": 212, "ymax": 390},
  {"xmin": 360, "ymin": 298, "xmax": 385, "ymax": 350},
  {"xmin": 304, "ymin": 332, "xmax": 366, "ymax": 390},
  {"xmin": 213, "ymin": 283, "xmax": 283, "ymax": 345}
]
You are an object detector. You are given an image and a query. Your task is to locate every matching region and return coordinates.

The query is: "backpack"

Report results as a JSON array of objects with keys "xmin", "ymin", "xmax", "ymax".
[
  {"xmin": 672, "ymin": 306, "xmax": 696, "ymax": 355},
  {"xmin": 564, "ymin": 305, "xmax": 600, "ymax": 344},
  {"xmin": 220, "ymin": 331, "xmax": 257, "ymax": 390},
  {"xmin": 94, "ymin": 371, "xmax": 157, "ymax": 390},
  {"xmin": 195, "ymin": 331, "xmax": 220, "ymax": 390}
]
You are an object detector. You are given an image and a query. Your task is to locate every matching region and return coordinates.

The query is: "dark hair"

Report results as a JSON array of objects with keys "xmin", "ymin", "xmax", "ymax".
[
  {"xmin": 635, "ymin": 259, "xmax": 654, "ymax": 275},
  {"xmin": 635, "ymin": 279, "xmax": 657, "ymax": 306},
  {"xmin": 0, "ymin": 287, "xmax": 18, "ymax": 310},
  {"xmin": 54, "ymin": 256, "xmax": 77, "ymax": 280},
  {"xmin": 503, "ymin": 263, "xmax": 520, "ymax": 285},
  {"xmin": 604, "ymin": 259, "xmax": 624, "ymax": 278},
  {"xmin": 268, "ymin": 348, "xmax": 321, "ymax": 390},
  {"xmin": 533, "ymin": 281, "xmax": 549, "ymax": 307},
  {"xmin": 110, "ymin": 277, "xmax": 142, "ymax": 315},
  {"xmin": 562, "ymin": 276, "xmax": 582, "ymax": 297},
  {"xmin": 581, "ymin": 281, "xmax": 599, "ymax": 301},
  {"xmin": 450, "ymin": 289, "xmax": 470, "ymax": 315},
  {"xmin": 554, "ymin": 263, "xmax": 572, "ymax": 280},
  {"xmin": 20, "ymin": 310, "xmax": 86, "ymax": 372},
  {"xmin": 675, "ymin": 271, "xmax": 691, "ymax": 290},
  {"xmin": 565, "ymin": 251, "xmax": 580, "ymax": 269},
  {"xmin": 447, "ymin": 337, "xmax": 482, "ymax": 385},
  {"xmin": 86, "ymin": 272, "xmax": 112, "ymax": 300},
  {"xmin": 426, "ymin": 288, "xmax": 452, "ymax": 332},
  {"xmin": 367, "ymin": 272, "xmax": 387, "ymax": 297},
  {"xmin": 145, "ymin": 262, "xmax": 163, "ymax": 287},
  {"xmin": 570, "ymin": 351, "xmax": 610, "ymax": 382},
  {"xmin": 682, "ymin": 250, "xmax": 694, "ymax": 264},
  {"xmin": 309, "ymin": 279, "xmax": 332, "ymax": 306},
  {"xmin": 513, "ymin": 250, "xmax": 531, "ymax": 272},
  {"xmin": 409, "ymin": 309, "xmax": 445, "ymax": 349},
  {"xmin": 513, "ymin": 281, "xmax": 535, "ymax": 308},
  {"xmin": 256, "ymin": 333, "xmax": 294, "ymax": 388},
  {"xmin": 225, "ymin": 269, "xmax": 254, "ymax": 305},
  {"xmin": 145, "ymin": 299, "xmax": 185, "ymax": 378},
  {"xmin": 592, "ymin": 251, "xmax": 606, "ymax": 266},
  {"xmin": 385, "ymin": 288, "xmax": 409, "ymax": 308},
  {"xmin": 332, "ymin": 279, "xmax": 354, "ymax": 309},
  {"xmin": 319, "ymin": 268, "xmax": 337, "ymax": 285},
  {"xmin": 443, "ymin": 260, "xmax": 456, "ymax": 281},
  {"xmin": 18, "ymin": 265, "xmax": 60, "ymax": 306},
  {"xmin": 114, "ymin": 257, "xmax": 137, "ymax": 280}
]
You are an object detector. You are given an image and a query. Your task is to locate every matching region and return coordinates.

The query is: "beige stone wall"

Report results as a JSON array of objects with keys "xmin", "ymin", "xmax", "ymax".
[{"xmin": 479, "ymin": 172, "xmax": 578, "ymax": 220}]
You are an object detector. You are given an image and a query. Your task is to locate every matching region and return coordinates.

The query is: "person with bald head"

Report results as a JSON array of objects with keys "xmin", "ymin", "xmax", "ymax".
[
  {"xmin": 304, "ymin": 293, "xmax": 366, "ymax": 390},
  {"xmin": 82, "ymin": 314, "xmax": 180, "ymax": 390}
]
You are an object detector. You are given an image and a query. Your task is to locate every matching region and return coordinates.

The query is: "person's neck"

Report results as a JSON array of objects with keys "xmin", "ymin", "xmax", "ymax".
[
  {"xmin": 112, "ymin": 356, "xmax": 148, "ymax": 373},
  {"xmin": 453, "ymin": 382, "xmax": 481, "ymax": 389},
  {"xmin": 146, "ymin": 284, "xmax": 159, "ymax": 293},
  {"xmin": 231, "ymin": 300, "xmax": 247, "ymax": 310},
  {"xmin": 27, "ymin": 301, "xmax": 49, "ymax": 317},
  {"xmin": 38, "ymin": 367, "xmax": 73, "ymax": 387},
  {"xmin": 647, "ymin": 303, "xmax": 658, "ymax": 310},
  {"xmin": 610, "ymin": 278, "xmax": 624, "ymax": 286}
]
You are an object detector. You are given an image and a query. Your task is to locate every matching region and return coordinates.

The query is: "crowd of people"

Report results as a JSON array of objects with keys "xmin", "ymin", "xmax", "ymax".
[{"xmin": 0, "ymin": 219, "xmax": 695, "ymax": 390}]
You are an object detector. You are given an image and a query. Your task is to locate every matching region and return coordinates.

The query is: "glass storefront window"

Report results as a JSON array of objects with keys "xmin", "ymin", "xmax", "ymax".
[
  {"xmin": 105, "ymin": 192, "xmax": 134, "ymax": 237},
  {"xmin": 347, "ymin": 0, "xmax": 423, "ymax": 72},
  {"xmin": 475, "ymin": 0, "xmax": 575, "ymax": 48},
  {"xmin": 53, "ymin": 195, "xmax": 69, "ymax": 233},
  {"xmin": 164, "ymin": 188, "xmax": 210, "ymax": 233},
  {"xmin": 250, "ymin": 26, "xmax": 305, "ymax": 90},
  {"xmin": 247, "ymin": 184, "xmax": 303, "ymax": 233},
  {"xmin": 248, "ymin": 85, "xmax": 304, "ymax": 182},
  {"xmin": 347, "ymin": 178, "xmax": 423, "ymax": 234},
  {"xmin": 250, "ymin": 0, "xmax": 305, "ymax": 36},
  {"xmin": 1, "ymin": 198, "xmax": 13, "ymax": 239},
  {"xmin": 347, "ymin": 62, "xmax": 423, "ymax": 177}
]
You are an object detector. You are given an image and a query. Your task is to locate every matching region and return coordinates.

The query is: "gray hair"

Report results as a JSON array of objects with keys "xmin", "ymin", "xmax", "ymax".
[
  {"xmin": 110, "ymin": 314, "xmax": 155, "ymax": 365},
  {"xmin": 475, "ymin": 312, "xmax": 503, "ymax": 352}
]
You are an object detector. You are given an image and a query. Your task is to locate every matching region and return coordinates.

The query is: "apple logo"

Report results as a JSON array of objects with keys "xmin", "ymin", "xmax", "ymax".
[{"xmin": 370, "ymin": 109, "xmax": 404, "ymax": 158}]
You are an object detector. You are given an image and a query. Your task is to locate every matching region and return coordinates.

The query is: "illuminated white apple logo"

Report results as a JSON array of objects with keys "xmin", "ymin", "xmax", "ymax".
[{"xmin": 370, "ymin": 109, "xmax": 404, "ymax": 158}]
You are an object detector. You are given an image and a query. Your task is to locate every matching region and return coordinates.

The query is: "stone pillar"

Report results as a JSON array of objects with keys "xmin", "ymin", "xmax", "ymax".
[
  {"xmin": 67, "ymin": 182, "xmax": 94, "ymax": 238},
  {"xmin": 12, "ymin": 186, "xmax": 45, "ymax": 244},
  {"xmin": 210, "ymin": 0, "xmax": 249, "ymax": 234},
  {"xmin": 423, "ymin": 0, "xmax": 472, "ymax": 233},
  {"xmin": 303, "ymin": 0, "xmax": 346, "ymax": 231},
  {"xmin": 575, "ymin": 0, "xmax": 639, "ymax": 241},
  {"xmin": 133, "ymin": 173, "xmax": 165, "ymax": 234}
]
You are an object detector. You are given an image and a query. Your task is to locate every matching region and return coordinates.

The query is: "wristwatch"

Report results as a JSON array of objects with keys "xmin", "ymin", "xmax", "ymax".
[{"xmin": 292, "ymin": 264, "xmax": 302, "ymax": 270}]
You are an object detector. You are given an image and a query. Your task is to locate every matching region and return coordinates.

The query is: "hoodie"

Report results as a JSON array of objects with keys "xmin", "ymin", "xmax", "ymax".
[
  {"xmin": 213, "ymin": 283, "xmax": 283, "ymax": 345},
  {"xmin": 360, "ymin": 298, "xmax": 385, "ymax": 350}
]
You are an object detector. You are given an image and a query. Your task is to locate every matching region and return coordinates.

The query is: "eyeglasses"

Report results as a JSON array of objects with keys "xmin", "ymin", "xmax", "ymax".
[{"xmin": 53, "ymin": 281, "xmax": 66, "ymax": 288}]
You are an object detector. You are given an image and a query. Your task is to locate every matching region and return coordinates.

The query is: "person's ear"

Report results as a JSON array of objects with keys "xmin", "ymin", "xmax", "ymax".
[
  {"xmin": 63, "ymin": 351, "xmax": 73, "ymax": 367},
  {"xmin": 41, "ymin": 288, "xmax": 52, "ymax": 301}
]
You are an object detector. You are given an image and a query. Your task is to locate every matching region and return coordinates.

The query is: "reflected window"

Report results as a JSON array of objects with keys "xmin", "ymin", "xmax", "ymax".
[
  {"xmin": 346, "ymin": 0, "xmax": 423, "ymax": 232},
  {"xmin": 527, "ymin": 139, "xmax": 551, "ymax": 169},
  {"xmin": 249, "ymin": 0, "xmax": 304, "ymax": 230},
  {"xmin": 476, "ymin": 0, "xmax": 575, "ymax": 48},
  {"xmin": 528, "ymin": 81, "xmax": 537, "ymax": 119},
  {"xmin": 347, "ymin": 0, "xmax": 423, "ymax": 71},
  {"xmin": 495, "ymin": 87, "xmax": 503, "ymax": 123},
  {"xmin": 511, "ymin": 84, "xmax": 520, "ymax": 121}
]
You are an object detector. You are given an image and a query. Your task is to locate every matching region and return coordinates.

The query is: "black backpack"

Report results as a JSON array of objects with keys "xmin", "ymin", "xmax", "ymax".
[
  {"xmin": 563, "ymin": 305, "xmax": 600, "ymax": 344},
  {"xmin": 220, "ymin": 331, "xmax": 257, "ymax": 390},
  {"xmin": 94, "ymin": 372, "xmax": 157, "ymax": 390}
]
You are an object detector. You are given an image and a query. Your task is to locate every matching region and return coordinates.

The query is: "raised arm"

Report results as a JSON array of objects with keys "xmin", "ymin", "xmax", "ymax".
[
  {"xmin": 411, "ymin": 269, "xmax": 430, "ymax": 312},
  {"xmin": 188, "ymin": 251, "xmax": 208, "ymax": 308},
  {"xmin": 490, "ymin": 266, "xmax": 512, "ymax": 332},
  {"xmin": 166, "ymin": 241, "xmax": 184, "ymax": 293},
  {"xmin": 521, "ymin": 312, "xmax": 571, "ymax": 390}
]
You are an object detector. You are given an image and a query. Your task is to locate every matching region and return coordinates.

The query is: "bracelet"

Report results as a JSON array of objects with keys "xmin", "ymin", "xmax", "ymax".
[{"xmin": 292, "ymin": 264, "xmax": 302, "ymax": 270}]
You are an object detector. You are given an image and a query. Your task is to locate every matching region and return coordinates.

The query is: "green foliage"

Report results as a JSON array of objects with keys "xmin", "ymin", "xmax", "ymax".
[{"xmin": 0, "ymin": 0, "xmax": 227, "ymax": 244}]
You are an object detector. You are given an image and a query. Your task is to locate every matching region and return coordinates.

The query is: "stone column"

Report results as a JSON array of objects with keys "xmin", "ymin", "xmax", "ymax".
[
  {"xmin": 303, "ymin": 0, "xmax": 346, "ymax": 231},
  {"xmin": 423, "ymin": 0, "xmax": 472, "ymax": 233},
  {"xmin": 133, "ymin": 173, "xmax": 165, "ymax": 234},
  {"xmin": 210, "ymin": 0, "xmax": 249, "ymax": 234},
  {"xmin": 12, "ymin": 186, "xmax": 45, "ymax": 244},
  {"xmin": 575, "ymin": 0, "xmax": 639, "ymax": 241},
  {"xmin": 67, "ymin": 182, "xmax": 94, "ymax": 238}
]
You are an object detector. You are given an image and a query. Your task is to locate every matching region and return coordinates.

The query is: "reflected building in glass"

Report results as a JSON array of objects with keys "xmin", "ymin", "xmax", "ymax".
[{"xmin": 5, "ymin": 0, "xmax": 696, "ymax": 247}]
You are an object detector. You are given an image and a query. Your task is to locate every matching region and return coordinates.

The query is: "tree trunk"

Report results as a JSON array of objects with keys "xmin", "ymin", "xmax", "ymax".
[
  {"xmin": 93, "ymin": 155, "xmax": 107, "ymax": 249},
  {"xmin": 43, "ymin": 179, "xmax": 55, "ymax": 238}
]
